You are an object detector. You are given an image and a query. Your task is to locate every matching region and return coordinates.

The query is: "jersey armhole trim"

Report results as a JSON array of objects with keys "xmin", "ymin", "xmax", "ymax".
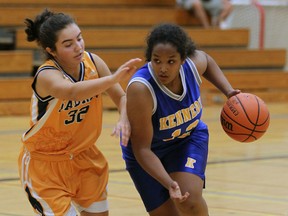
[
  {"xmin": 33, "ymin": 66, "xmax": 56, "ymax": 102},
  {"xmin": 127, "ymin": 77, "xmax": 157, "ymax": 114},
  {"xmin": 186, "ymin": 58, "xmax": 202, "ymax": 86}
]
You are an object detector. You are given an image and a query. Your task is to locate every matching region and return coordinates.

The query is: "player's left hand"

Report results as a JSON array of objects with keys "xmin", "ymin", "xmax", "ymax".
[{"xmin": 111, "ymin": 119, "xmax": 131, "ymax": 147}]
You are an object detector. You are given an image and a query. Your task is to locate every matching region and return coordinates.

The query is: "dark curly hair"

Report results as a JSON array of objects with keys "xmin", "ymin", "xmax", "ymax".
[
  {"xmin": 145, "ymin": 23, "xmax": 196, "ymax": 62},
  {"xmin": 24, "ymin": 8, "xmax": 76, "ymax": 59}
]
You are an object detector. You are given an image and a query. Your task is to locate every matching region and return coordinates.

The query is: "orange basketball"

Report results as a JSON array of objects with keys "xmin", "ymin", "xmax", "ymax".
[{"xmin": 220, "ymin": 93, "xmax": 270, "ymax": 143}]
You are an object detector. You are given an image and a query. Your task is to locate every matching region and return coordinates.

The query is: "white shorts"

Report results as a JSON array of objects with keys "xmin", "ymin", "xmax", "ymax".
[{"xmin": 176, "ymin": 0, "xmax": 224, "ymax": 17}]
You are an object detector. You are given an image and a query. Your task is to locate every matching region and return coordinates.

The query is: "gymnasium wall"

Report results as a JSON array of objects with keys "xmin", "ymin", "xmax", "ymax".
[{"xmin": 229, "ymin": 0, "xmax": 288, "ymax": 70}]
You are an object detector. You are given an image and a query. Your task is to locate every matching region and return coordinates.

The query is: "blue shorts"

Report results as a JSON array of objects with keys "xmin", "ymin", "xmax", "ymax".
[{"xmin": 125, "ymin": 129, "xmax": 209, "ymax": 212}]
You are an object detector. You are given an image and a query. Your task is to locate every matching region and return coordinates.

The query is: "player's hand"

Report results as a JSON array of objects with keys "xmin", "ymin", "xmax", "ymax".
[
  {"xmin": 169, "ymin": 181, "xmax": 190, "ymax": 203},
  {"xmin": 113, "ymin": 58, "xmax": 142, "ymax": 82},
  {"xmin": 227, "ymin": 89, "xmax": 241, "ymax": 98},
  {"xmin": 111, "ymin": 118, "xmax": 131, "ymax": 147}
]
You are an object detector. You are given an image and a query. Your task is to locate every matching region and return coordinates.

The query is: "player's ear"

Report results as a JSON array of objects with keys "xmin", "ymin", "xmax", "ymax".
[{"xmin": 45, "ymin": 47, "xmax": 56, "ymax": 57}]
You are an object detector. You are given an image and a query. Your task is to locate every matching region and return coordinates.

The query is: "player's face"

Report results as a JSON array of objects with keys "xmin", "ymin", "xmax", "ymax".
[
  {"xmin": 151, "ymin": 43, "xmax": 183, "ymax": 90},
  {"xmin": 52, "ymin": 23, "xmax": 85, "ymax": 67}
]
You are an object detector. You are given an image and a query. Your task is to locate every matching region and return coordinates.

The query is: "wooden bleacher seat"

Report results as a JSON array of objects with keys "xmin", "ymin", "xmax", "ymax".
[
  {"xmin": 203, "ymin": 70, "xmax": 288, "ymax": 90},
  {"xmin": 201, "ymin": 71, "xmax": 288, "ymax": 105},
  {"xmin": 90, "ymin": 48, "xmax": 287, "ymax": 71},
  {"xmin": 206, "ymin": 49, "xmax": 286, "ymax": 69},
  {"xmin": 0, "ymin": 0, "xmax": 175, "ymax": 6},
  {"xmin": 24, "ymin": 48, "xmax": 285, "ymax": 74},
  {"xmin": 0, "ymin": 6, "xmax": 199, "ymax": 27},
  {"xmin": 0, "ymin": 50, "xmax": 33, "ymax": 74},
  {"xmin": 0, "ymin": 78, "xmax": 32, "ymax": 115},
  {"xmin": 16, "ymin": 28, "xmax": 250, "ymax": 49},
  {"xmin": 0, "ymin": 78, "xmax": 32, "ymax": 100}
]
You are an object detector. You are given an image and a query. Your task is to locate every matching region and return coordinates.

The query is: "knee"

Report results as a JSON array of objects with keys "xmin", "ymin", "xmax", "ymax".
[{"xmin": 177, "ymin": 196, "xmax": 205, "ymax": 213}]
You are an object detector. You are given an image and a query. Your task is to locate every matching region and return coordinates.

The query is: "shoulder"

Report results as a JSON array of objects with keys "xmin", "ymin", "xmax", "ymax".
[
  {"xmin": 36, "ymin": 59, "xmax": 62, "ymax": 78},
  {"xmin": 188, "ymin": 50, "xmax": 208, "ymax": 76},
  {"xmin": 87, "ymin": 52, "xmax": 110, "ymax": 76},
  {"xmin": 127, "ymin": 80, "xmax": 155, "ymax": 113},
  {"xmin": 87, "ymin": 52, "xmax": 106, "ymax": 65},
  {"xmin": 128, "ymin": 64, "xmax": 153, "ymax": 89},
  {"xmin": 127, "ymin": 64, "xmax": 154, "ymax": 99}
]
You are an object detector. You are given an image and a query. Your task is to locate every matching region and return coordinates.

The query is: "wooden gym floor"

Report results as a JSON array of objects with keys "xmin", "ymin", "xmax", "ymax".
[{"xmin": 0, "ymin": 102, "xmax": 287, "ymax": 216}]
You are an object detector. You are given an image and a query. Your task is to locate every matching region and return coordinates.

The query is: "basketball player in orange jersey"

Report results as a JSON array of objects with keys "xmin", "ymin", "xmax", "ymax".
[{"xmin": 18, "ymin": 9, "xmax": 141, "ymax": 216}]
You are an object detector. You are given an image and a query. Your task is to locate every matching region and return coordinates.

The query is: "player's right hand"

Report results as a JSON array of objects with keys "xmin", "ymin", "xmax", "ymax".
[
  {"xmin": 114, "ymin": 58, "xmax": 142, "ymax": 81},
  {"xmin": 169, "ymin": 181, "xmax": 190, "ymax": 203}
]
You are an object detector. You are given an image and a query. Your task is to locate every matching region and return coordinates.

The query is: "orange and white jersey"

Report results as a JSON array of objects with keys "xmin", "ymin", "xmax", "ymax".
[{"xmin": 22, "ymin": 51, "xmax": 103, "ymax": 155}]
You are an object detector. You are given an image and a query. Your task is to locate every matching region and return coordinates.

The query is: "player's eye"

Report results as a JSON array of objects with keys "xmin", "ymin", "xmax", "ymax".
[
  {"xmin": 153, "ymin": 59, "xmax": 160, "ymax": 64},
  {"xmin": 65, "ymin": 43, "xmax": 72, "ymax": 47}
]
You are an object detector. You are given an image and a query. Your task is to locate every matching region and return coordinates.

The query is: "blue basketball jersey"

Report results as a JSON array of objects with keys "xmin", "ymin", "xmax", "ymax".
[{"xmin": 122, "ymin": 58, "xmax": 208, "ymax": 162}]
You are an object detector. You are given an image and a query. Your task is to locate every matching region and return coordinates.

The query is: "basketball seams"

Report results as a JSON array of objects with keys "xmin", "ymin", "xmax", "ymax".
[
  {"xmin": 221, "ymin": 110, "xmax": 260, "ymax": 142},
  {"xmin": 243, "ymin": 95, "xmax": 260, "ymax": 142},
  {"xmin": 221, "ymin": 110, "xmax": 267, "ymax": 133},
  {"xmin": 255, "ymin": 96, "xmax": 270, "ymax": 126},
  {"xmin": 220, "ymin": 93, "xmax": 270, "ymax": 143},
  {"xmin": 235, "ymin": 94, "xmax": 260, "ymax": 127}
]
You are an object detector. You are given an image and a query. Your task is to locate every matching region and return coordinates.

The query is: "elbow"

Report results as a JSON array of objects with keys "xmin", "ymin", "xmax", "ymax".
[{"xmin": 131, "ymin": 143, "xmax": 150, "ymax": 163}]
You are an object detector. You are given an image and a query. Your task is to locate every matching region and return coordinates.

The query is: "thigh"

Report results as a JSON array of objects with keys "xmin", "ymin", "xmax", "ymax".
[
  {"xmin": 127, "ymin": 163, "xmax": 170, "ymax": 213},
  {"xmin": 170, "ymin": 172, "xmax": 205, "ymax": 198},
  {"xmin": 19, "ymin": 150, "xmax": 78, "ymax": 215},
  {"xmin": 169, "ymin": 172, "xmax": 207, "ymax": 215},
  {"xmin": 163, "ymin": 130, "xmax": 209, "ymax": 181},
  {"xmin": 23, "ymin": 184, "xmax": 77, "ymax": 215},
  {"xmin": 73, "ymin": 145, "xmax": 109, "ymax": 213}
]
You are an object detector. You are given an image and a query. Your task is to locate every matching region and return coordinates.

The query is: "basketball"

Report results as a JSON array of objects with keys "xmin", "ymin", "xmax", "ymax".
[{"xmin": 220, "ymin": 93, "xmax": 270, "ymax": 143}]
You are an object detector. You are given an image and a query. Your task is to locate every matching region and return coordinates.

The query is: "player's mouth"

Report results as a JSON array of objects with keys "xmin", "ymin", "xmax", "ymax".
[
  {"xmin": 158, "ymin": 74, "xmax": 169, "ymax": 82},
  {"xmin": 75, "ymin": 52, "xmax": 83, "ymax": 60}
]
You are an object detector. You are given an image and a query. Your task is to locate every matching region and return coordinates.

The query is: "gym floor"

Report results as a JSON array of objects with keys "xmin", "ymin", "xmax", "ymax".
[{"xmin": 0, "ymin": 103, "xmax": 287, "ymax": 216}]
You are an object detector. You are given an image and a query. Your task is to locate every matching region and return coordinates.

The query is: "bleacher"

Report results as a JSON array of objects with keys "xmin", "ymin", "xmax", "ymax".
[{"xmin": 0, "ymin": 0, "xmax": 287, "ymax": 115}]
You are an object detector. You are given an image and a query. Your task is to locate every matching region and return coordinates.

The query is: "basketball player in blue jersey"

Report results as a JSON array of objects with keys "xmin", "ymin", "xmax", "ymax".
[{"xmin": 121, "ymin": 23, "xmax": 240, "ymax": 215}]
